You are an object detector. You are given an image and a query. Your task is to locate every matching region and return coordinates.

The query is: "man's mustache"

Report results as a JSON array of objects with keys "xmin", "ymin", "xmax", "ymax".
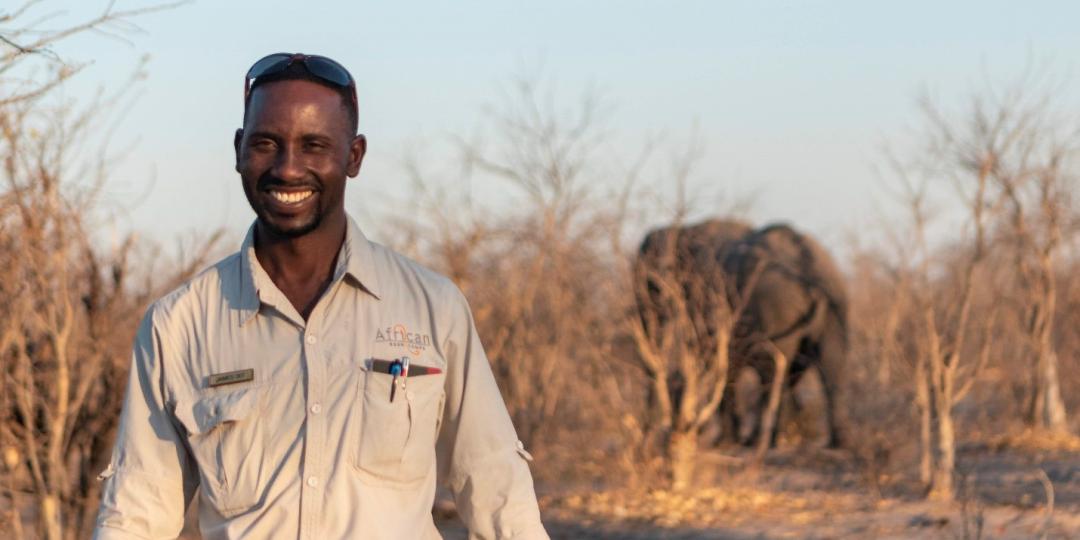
[{"xmin": 257, "ymin": 174, "xmax": 321, "ymax": 191}]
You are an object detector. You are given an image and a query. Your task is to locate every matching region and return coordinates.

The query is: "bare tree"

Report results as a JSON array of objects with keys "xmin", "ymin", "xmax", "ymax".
[
  {"xmin": 918, "ymin": 78, "xmax": 1077, "ymax": 434},
  {"xmin": 884, "ymin": 88, "xmax": 1017, "ymax": 500},
  {"xmin": 629, "ymin": 219, "xmax": 765, "ymax": 489},
  {"xmin": 388, "ymin": 74, "xmax": 644, "ymax": 458},
  {"xmin": 892, "ymin": 172, "xmax": 997, "ymax": 501},
  {"xmin": 1, "ymin": 1, "xmax": 185, "ymax": 107},
  {"xmin": 0, "ymin": 93, "xmax": 218, "ymax": 540},
  {"xmin": 631, "ymin": 253, "xmax": 726, "ymax": 489},
  {"xmin": 0, "ymin": 2, "xmax": 198, "ymax": 537}
]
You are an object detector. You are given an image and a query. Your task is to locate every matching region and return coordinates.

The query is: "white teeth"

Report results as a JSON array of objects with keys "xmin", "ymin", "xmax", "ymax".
[{"xmin": 270, "ymin": 190, "xmax": 313, "ymax": 203}]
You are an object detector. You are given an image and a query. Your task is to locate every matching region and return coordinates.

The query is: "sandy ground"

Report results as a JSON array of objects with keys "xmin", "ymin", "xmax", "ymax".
[{"xmin": 437, "ymin": 435, "xmax": 1080, "ymax": 539}]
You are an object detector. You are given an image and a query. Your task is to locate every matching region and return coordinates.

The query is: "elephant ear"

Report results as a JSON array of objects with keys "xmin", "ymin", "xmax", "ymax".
[
  {"xmin": 784, "ymin": 228, "xmax": 849, "ymax": 319},
  {"xmin": 753, "ymin": 223, "xmax": 850, "ymax": 320}
]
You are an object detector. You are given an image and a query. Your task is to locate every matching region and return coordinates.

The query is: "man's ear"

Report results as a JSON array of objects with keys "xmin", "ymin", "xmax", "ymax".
[
  {"xmin": 347, "ymin": 134, "xmax": 366, "ymax": 178},
  {"xmin": 234, "ymin": 129, "xmax": 244, "ymax": 172}
]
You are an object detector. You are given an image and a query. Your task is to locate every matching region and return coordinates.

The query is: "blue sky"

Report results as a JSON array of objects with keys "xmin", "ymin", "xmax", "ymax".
[{"xmin": 33, "ymin": 1, "xmax": 1080, "ymax": 250}]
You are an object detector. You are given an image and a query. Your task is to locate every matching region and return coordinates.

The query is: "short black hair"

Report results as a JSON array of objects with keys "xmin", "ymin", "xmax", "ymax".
[{"xmin": 243, "ymin": 62, "xmax": 359, "ymax": 136}]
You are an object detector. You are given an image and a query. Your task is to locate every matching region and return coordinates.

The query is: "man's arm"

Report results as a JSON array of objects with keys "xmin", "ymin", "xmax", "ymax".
[
  {"xmin": 436, "ymin": 286, "xmax": 549, "ymax": 540},
  {"xmin": 94, "ymin": 307, "xmax": 197, "ymax": 539}
]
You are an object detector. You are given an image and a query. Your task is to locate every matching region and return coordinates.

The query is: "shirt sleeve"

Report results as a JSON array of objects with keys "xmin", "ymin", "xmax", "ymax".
[
  {"xmin": 436, "ymin": 286, "xmax": 550, "ymax": 540},
  {"xmin": 93, "ymin": 306, "xmax": 197, "ymax": 539}
]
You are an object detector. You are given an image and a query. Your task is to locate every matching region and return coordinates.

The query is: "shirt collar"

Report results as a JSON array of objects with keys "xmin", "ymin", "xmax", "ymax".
[
  {"xmin": 236, "ymin": 214, "xmax": 382, "ymax": 326},
  {"xmin": 335, "ymin": 215, "xmax": 382, "ymax": 299}
]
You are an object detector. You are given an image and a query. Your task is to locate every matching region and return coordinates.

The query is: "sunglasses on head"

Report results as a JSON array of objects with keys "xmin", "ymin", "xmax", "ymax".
[{"xmin": 244, "ymin": 53, "xmax": 357, "ymax": 106}]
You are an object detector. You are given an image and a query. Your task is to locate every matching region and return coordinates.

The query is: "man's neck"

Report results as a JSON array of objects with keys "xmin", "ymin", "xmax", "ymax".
[{"xmin": 253, "ymin": 212, "xmax": 347, "ymax": 320}]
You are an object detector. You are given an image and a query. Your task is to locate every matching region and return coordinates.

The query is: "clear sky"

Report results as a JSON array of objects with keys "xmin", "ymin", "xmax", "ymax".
[{"xmin": 34, "ymin": 1, "xmax": 1080, "ymax": 251}]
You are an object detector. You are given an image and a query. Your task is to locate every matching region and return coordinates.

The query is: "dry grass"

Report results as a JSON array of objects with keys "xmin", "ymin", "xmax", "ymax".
[
  {"xmin": 982, "ymin": 428, "xmax": 1080, "ymax": 453},
  {"xmin": 543, "ymin": 486, "xmax": 857, "ymax": 529},
  {"xmin": 520, "ymin": 442, "xmax": 1080, "ymax": 539}
]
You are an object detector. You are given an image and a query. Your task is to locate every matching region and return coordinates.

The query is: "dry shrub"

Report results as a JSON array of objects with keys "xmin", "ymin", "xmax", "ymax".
[
  {"xmin": 0, "ymin": 3, "xmax": 207, "ymax": 537},
  {"xmin": 386, "ymin": 76, "xmax": 656, "ymax": 489},
  {"xmin": 841, "ymin": 76, "xmax": 1080, "ymax": 502},
  {"xmin": 0, "ymin": 86, "xmax": 220, "ymax": 540},
  {"xmin": 394, "ymin": 73, "xmax": 1080, "ymax": 502}
]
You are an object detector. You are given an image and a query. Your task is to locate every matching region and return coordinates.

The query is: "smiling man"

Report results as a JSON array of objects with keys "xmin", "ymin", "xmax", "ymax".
[{"xmin": 93, "ymin": 53, "xmax": 549, "ymax": 540}]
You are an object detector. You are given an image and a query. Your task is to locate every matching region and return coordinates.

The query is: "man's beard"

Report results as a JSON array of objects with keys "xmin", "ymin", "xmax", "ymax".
[{"xmin": 258, "ymin": 207, "xmax": 323, "ymax": 238}]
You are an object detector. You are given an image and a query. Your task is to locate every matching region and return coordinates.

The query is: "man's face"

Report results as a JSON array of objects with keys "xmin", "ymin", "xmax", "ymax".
[{"xmin": 235, "ymin": 79, "xmax": 365, "ymax": 238}]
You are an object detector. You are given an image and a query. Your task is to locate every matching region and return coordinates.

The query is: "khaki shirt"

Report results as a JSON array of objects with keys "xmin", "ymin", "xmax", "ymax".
[{"xmin": 93, "ymin": 216, "xmax": 549, "ymax": 540}]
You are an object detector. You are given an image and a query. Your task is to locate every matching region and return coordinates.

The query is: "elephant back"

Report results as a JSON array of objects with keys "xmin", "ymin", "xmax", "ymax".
[
  {"xmin": 636, "ymin": 218, "xmax": 752, "ymax": 284},
  {"xmin": 730, "ymin": 223, "xmax": 848, "ymax": 323},
  {"xmin": 635, "ymin": 219, "xmax": 754, "ymax": 333}
]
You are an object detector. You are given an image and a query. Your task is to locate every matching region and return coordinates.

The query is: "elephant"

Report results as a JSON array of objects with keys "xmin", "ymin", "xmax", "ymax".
[
  {"xmin": 634, "ymin": 219, "xmax": 849, "ymax": 448},
  {"xmin": 634, "ymin": 219, "xmax": 753, "ymax": 338}
]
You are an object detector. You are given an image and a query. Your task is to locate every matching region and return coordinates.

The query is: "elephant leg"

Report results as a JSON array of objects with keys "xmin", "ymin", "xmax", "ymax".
[
  {"xmin": 733, "ymin": 366, "xmax": 762, "ymax": 445},
  {"xmin": 784, "ymin": 355, "xmax": 811, "ymax": 419},
  {"xmin": 699, "ymin": 385, "xmax": 729, "ymax": 448},
  {"xmin": 699, "ymin": 414, "xmax": 723, "ymax": 447},
  {"xmin": 817, "ymin": 315, "xmax": 849, "ymax": 448},
  {"xmin": 717, "ymin": 384, "xmax": 741, "ymax": 445},
  {"xmin": 769, "ymin": 390, "xmax": 797, "ymax": 448},
  {"xmin": 772, "ymin": 371, "xmax": 806, "ymax": 447},
  {"xmin": 764, "ymin": 362, "xmax": 804, "ymax": 448}
]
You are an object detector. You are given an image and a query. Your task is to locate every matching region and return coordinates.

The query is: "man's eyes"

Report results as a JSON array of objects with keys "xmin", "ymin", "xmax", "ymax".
[
  {"xmin": 247, "ymin": 139, "xmax": 331, "ymax": 152},
  {"xmin": 251, "ymin": 139, "xmax": 277, "ymax": 151}
]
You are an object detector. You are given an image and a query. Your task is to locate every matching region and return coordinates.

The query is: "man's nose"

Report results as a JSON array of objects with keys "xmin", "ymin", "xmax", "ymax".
[{"xmin": 272, "ymin": 146, "xmax": 306, "ymax": 182}]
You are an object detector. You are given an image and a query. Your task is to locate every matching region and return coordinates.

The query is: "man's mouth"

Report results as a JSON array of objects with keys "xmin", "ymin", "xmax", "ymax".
[{"xmin": 266, "ymin": 189, "xmax": 315, "ymax": 205}]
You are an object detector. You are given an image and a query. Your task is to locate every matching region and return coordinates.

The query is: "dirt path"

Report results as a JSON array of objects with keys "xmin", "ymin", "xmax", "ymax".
[
  {"xmin": 440, "ymin": 504, "xmax": 1077, "ymax": 540},
  {"xmin": 439, "ymin": 499, "xmax": 1077, "ymax": 539},
  {"xmin": 438, "ymin": 440, "xmax": 1080, "ymax": 539}
]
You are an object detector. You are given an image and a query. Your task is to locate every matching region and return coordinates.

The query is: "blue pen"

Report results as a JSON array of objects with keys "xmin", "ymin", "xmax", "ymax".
[{"xmin": 389, "ymin": 360, "xmax": 402, "ymax": 402}]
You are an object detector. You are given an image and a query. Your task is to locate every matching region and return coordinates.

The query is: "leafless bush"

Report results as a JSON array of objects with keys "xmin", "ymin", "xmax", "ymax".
[
  {"xmin": 0, "ymin": 88, "xmax": 219, "ymax": 540},
  {"xmin": 920, "ymin": 77, "xmax": 1077, "ymax": 434},
  {"xmin": 391, "ymin": 70, "xmax": 1080, "ymax": 504},
  {"xmin": 386, "ymin": 75, "xmax": 658, "ymax": 489},
  {"xmin": 630, "ymin": 232, "xmax": 747, "ymax": 488},
  {"xmin": 1, "ymin": 1, "xmax": 184, "ymax": 107},
  {"xmin": 872, "ymin": 75, "xmax": 1080, "ymax": 501},
  {"xmin": 0, "ymin": 3, "xmax": 201, "ymax": 538}
]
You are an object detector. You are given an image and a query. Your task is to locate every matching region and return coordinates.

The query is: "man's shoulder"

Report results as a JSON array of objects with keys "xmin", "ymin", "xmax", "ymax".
[
  {"xmin": 143, "ymin": 250, "xmax": 243, "ymax": 327},
  {"xmin": 367, "ymin": 241, "xmax": 464, "ymax": 303}
]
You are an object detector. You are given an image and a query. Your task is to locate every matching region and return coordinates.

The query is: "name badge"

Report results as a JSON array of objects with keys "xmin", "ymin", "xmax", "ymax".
[{"xmin": 208, "ymin": 368, "xmax": 254, "ymax": 387}]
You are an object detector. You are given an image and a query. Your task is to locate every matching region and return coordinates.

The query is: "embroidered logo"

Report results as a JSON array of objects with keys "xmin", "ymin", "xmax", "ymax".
[{"xmin": 374, "ymin": 324, "xmax": 431, "ymax": 356}]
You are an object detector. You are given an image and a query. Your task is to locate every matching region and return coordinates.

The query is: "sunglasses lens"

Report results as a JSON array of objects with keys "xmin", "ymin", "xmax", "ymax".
[
  {"xmin": 244, "ymin": 53, "xmax": 356, "ymax": 107},
  {"xmin": 246, "ymin": 53, "xmax": 293, "ymax": 79},
  {"xmin": 303, "ymin": 57, "xmax": 353, "ymax": 87}
]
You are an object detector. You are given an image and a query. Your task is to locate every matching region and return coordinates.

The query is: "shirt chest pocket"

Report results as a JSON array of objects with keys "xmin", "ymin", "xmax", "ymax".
[
  {"xmin": 175, "ymin": 387, "xmax": 267, "ymax": 517},
  {"xmin": 353, "ymin": 367, "xmax": 445, "ymax": 488}
]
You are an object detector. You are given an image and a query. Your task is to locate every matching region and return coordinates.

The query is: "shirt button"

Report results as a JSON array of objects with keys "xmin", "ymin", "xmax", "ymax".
[
  {"xmin": 305, "ymin": 335, "xmax": 317, "ymax": 344},
  {"xmin": 310, "ymin": 403, "xmax": 322, "ymax": 414},
  {"xmin": 307, "ymin": 476, "xmax": 319, "ymax": 488}
]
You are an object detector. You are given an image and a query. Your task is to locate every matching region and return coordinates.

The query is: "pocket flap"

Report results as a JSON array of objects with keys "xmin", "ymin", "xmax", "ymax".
[{"xmin": 175, "ymin": 388, "xmax": 259, "ymax": 436}]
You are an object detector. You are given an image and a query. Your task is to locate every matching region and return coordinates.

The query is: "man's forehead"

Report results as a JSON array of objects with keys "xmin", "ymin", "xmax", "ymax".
[{"xmin": 245, "ymin": 79, "xmax": 349, "ymax": 130}]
